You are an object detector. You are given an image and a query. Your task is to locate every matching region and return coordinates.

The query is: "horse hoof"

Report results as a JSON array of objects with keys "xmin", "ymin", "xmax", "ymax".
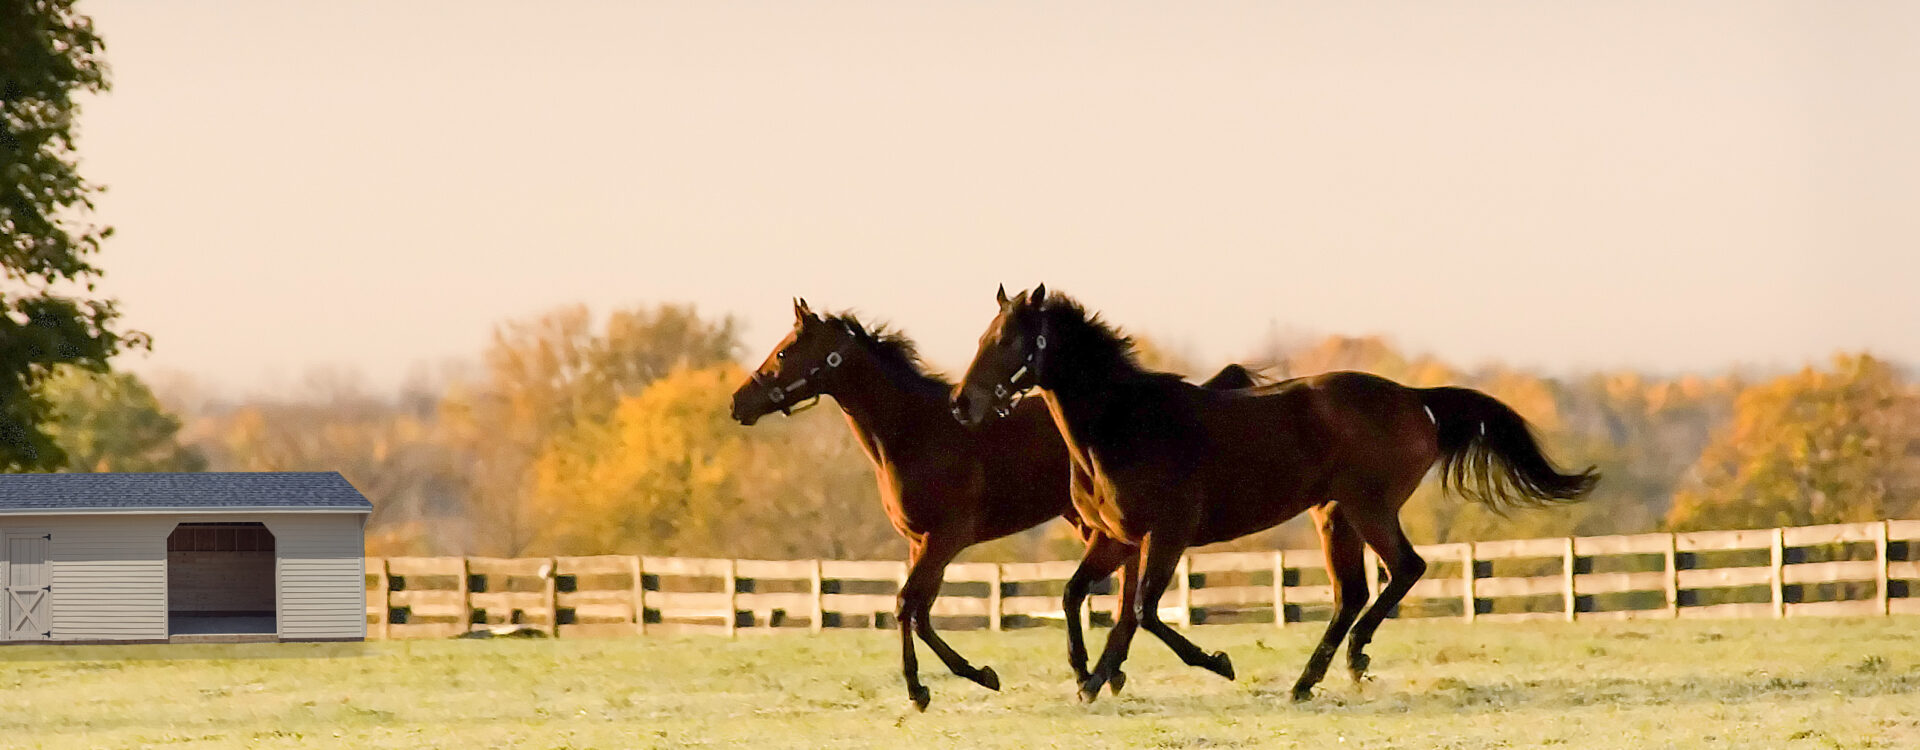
[
  {"xmin": 909, "ymin": 686, "xmax": 931, "ymax": 712},
  {"xmin": 1290, "ymin": 686, "xmax": 1313, "ymax": 703},
  {"xmin": 1077, "ymin": 677, "xmax": 1104, "ymax": 704},
  {"xmin": 1348, "ymin": 653, "xmax": 1371, "ymax": 682},
  {"xmin": 1108, "ymin": 670, "xmax": 1127, "ymax": 695},
  {"xmin": 975, "ymin": 666, "xmax": 1001, "ymax": 692},
  {"xmin": 1209, "ymin": 651, "xmax": 1236, "ymax": 681}
]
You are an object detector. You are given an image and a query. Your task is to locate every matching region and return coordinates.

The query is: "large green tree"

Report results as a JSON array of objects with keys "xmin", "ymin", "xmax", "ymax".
[
  {"xmin": 2, "ymin": 0, "xmax": 145, "ymax": 471},
  {"xmin": 37, "ymin": 368, "xmax": 202, "ymax": 472}
]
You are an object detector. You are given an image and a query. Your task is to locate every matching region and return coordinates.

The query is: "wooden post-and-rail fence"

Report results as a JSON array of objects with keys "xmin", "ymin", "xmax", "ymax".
[{"xmin": 365, "ymin": 520, "xmax": 1920, "ymax": 640}]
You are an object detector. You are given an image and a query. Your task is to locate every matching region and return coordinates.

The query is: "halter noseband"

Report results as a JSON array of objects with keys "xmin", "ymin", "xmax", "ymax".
[{"xmin": 754, "ymin": 323, "xmax": 858, "ymax": 416}]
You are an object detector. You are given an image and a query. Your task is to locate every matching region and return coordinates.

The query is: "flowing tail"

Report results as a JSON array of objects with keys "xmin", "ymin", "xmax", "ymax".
[{"xmin": 1419, "ymin": 386, "xmax": 1599, "ymax": 513}]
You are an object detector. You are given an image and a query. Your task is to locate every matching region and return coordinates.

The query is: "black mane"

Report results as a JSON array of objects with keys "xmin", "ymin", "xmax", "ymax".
[
  {"xmin": 1037, "ymin": 294, "xmax": 1175, "ymax": 383},
  {"xmin": 826, "ymin": 312, "xmax": 953, "ymax": 389}
]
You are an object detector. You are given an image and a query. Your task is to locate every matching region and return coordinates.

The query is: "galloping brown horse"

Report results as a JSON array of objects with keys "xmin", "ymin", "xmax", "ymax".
[
  {"xmin": 952, "ymin": 285, "xmax": 1598, "ymax": 703},
  {"xmin": 730, "ymin": 299, "xmax": 1260, "ymax": 710}
]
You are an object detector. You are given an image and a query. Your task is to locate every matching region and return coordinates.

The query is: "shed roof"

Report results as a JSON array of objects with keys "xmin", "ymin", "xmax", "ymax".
[{"xmin": 0, "ymin": 472, "xmax": 374, "ymax": 515}]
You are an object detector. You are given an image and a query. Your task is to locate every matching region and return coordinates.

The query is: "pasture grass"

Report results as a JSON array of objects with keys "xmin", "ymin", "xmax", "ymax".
[{"xmin": 3, "ymin": 617, "xmax": 1918, "ymax": 748}]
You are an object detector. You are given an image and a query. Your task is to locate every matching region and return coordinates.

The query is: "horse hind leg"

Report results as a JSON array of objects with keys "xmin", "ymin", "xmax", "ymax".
[
  {"xmin": 1341, "ymin": 506, "xmax": 1428, "ymax": 684},
  {"xmin": 1291, "ymin": 505, "xmax": 1371, "ymax": 702}
]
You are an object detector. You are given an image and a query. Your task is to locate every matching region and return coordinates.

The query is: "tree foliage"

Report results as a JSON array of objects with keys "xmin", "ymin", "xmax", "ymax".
[
  {"xmin": 1668, "ymin": 354, "xmax": 1919, "ymax": 530},
  {"xmin": 36, "ymin": 368, "xmax": 203, "ymax": 472},
  {"xmin": 1, "ymin": 0, "xmax": 146, "ymax": 471}
]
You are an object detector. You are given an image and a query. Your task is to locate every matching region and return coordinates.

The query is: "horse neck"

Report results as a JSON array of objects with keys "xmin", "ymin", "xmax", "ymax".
[
  {"xmin": 823, "ymin": 351, "xmax": 950, "ymax": 461},
  {"xmin": 1035, "ymin": 332, "xmax": 1138, "ymax": 469}
]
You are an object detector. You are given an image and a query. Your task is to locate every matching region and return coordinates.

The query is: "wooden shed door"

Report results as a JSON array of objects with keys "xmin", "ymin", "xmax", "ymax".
[{"xmin": 5, "ymin": 534, "xmax": 50, "ymax": 641}]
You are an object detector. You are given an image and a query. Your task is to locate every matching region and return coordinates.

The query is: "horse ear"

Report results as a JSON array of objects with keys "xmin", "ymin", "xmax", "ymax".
[
  {"xmin": 793, "ymin": 298, "xmax": 815, "ymax": 323},
  {"xmin": 1030, "ymin": 283, "xmax": 1047, "ymax": 306},
  {"xmin": 996, "ymin": 284, "xmax": 1009, "ymax": 306}
]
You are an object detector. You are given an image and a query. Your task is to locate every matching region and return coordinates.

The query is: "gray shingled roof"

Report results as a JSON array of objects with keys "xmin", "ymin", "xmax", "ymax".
[{"xmin": 0, "ymin": 472, "xmax": 373, "ymax": 514}]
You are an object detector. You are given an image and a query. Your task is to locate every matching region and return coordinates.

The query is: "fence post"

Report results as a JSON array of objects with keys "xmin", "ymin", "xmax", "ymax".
[
  {"xmin": 1272, "ymin": 550, "xmax": 1287, "ymax": 628},
  {"xmin": 809, "ymin": 559, "xmax": 824, "ymax": 633},
  {"xmin": 631, "ymin": 556, "xmax": 647, "ymax": 636},
  {"xmin": 988, "ymin": 564, "xmax": 1003, "ymax": 632},
  {"xmin": 723, "ymin": 558, "xmax": 739, "ymax": 638},
  {"xmin": 1462, "ymin": 543, "xmax": 1476, "ymax": 623},
  {"xmin": 459, "ymin": 557, "xmax": 473, "ymax": 636},
  {"xmin": 1770, "ymin": 528, "xmax": 1786, "ymax": 619},
  {"xmin": 1176, "ymin": 555, "xmax": 1194, "ymax": 628},
  {"xmin": 1876, "ymin": 520, "xmax": 1891, "ymax": 616},
  {"xmin": 544, "ymin": 557, "xmax": 559, "ymax": 637},
  {"xmin": 1664, "ymin": 533, "xmax": 1680, "ymax": 618},
  {"xmin": 369, "ymin": 557, "xmax": 388, "ymax": 640},
  {"xmin": 1563, "ymin": 537, "xmax": 1577, "ymax": 622}
]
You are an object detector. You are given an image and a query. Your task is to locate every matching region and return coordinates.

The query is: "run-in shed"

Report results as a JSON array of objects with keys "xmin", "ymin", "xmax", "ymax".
[{"xmin": 0, "ymin": 472, "xmax": 370, "ymax": 644}]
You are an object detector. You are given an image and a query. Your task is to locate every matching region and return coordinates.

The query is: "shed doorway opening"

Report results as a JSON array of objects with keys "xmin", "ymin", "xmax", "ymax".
[{"xmin": 168, "ymin": 523, "xmax": 275, "ymax": 636}]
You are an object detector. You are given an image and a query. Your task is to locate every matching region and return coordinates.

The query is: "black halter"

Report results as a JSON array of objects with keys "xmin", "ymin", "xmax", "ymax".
[
  {"xmin": 753, "ymin": 322, "xmax": 858, "ymax": 416},
  {"xmin": 989, "ymin": 314, "xmax": 1051, "ymax": 419}
]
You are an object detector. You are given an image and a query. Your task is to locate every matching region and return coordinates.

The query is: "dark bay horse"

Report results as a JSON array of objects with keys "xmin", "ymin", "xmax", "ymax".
[
  {"xmin": 951, "ymin": 285, "xmax": 1599, "ymax": 703},
  {"xmin": 730, "ymin": 299, "xmax": 1260, "ymax": 710}
]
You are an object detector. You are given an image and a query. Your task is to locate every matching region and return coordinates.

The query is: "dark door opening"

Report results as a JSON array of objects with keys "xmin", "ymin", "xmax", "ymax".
[{"xmin": 167, "ymin": 522, "xmax": 275, "ymax": 636}]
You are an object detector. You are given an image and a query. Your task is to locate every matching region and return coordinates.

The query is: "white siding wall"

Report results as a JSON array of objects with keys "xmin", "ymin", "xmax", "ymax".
[
  {"xmin": 5, "ymin": 515, "xmax": 172, "ymax": 641},
  {"xmin": 265, "ymin": 515, "xmax": 367, "ymax": 640},
  {"xmin": 0, "ymin": 512, "xmax": 366, "ymax": 643}
]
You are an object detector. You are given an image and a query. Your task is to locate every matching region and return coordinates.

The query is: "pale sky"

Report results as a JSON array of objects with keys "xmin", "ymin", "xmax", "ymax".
[{"xmin": 76, "ymin": 1, "xmax": 1920, "ymax": 395}]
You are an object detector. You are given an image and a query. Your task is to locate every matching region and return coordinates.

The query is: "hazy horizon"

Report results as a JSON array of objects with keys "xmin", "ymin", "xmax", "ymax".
[{"xmin": 73, "ymin": 1, "xmax": 1920, "ymax": 397}]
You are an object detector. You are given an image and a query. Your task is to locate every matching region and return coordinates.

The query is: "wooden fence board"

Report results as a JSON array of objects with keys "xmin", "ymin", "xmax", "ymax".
[
  {"xmin": 821, "ymin": 593, "xmax": 897, "ymax": 613},
  {"xmin": 736, "ymin": 592, "xmax": 815, "ymax": 612},
  {"xmin": 1188, "ymin": 586, "xmax": 1274, "ymax": 607},
  {"xmin": 1887, "ymin": 561, "xmax": 1920, "ymax": 580},
  {"xmin": 1677, "ymin": 566, "xmax": 1773, "ymax": 589},
  {"xmin": 1781, "ymin": 523, "xmax": 1880, "ymax": 547},
  {"xmin": 467, "ymin": 557, "xmax": 550, "ymax": 577},
  {"xmin": 1575, "ymin": 571, "xmax": 1669, "ymax": 595},
  {"xmin": 1782, "ymin": 560, "xmax": 1881, "ymax": 585},
  {"xmin": 1574, "ymin": 533, "xmax": 1674, "ymax": 556},
  {"xmin": 386, "ymin": 557, "xmax": 466, "ymax": 576},
  {"xmin": 819, "ymin": 560, "xmax": 906, "ymax": 581},
  {"xmin": 1786, "ymin": 599, "xmax": 1883, "ymax": 618},
  {"xmin": 1472, "ymin": 575, "xmax": 1564, "ymax": 598},
  {"xmin": 1000, "ymin": 561, "xmax": 1081, "ymax": 582},
  {"xmin": 1888, "ymin": 520, "xmax": 1920, "ymax": 540},
  {"xmin": 648, "ymin": 591, "xmax": 734, "ymax": 613},
  {"xmin": 734, "ymin": 559, "xmax": 818, "ymax": 579},
  {"xmin": 944, "ymin": 563, "xmax": 999, "ymax": 581},
  {"xmin": 643, "ymin": 557, "xmax": 734, "ymax": 577},
  {"xmin": 555, "ymin": 556, "xmax": 636, "ymax": 575},
  {"xmin": 1678, "ymin": 602, "xmax": 1774, "ymax": 620},
  {"xmin": 1473, "ymin": 538, "xmax": 1568, "ymax": 560},
  {"xmin": 1191, "ymin": 552, "xmax": 1276, "ymax": 573},
  {"xmin": 1676, "ymin": 529, "xmax": 1774, "ymax": 552}
]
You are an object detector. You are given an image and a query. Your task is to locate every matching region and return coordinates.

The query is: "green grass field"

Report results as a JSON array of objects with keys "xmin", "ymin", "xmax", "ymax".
[{"xmin": 4, "ymin": 618, "xmax": 1918, "ymax": 749}]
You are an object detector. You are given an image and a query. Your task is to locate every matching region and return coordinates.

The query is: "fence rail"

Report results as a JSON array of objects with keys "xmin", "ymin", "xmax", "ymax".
[{"xmin": 365, "ymin": 519, "xmax": 1920, "ymax": 639}]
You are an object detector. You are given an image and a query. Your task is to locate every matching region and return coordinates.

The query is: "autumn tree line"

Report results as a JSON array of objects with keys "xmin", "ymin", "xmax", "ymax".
[
  {"xmin": 4, "ymin": 302, "xmax": 1914, "ymax": 561},
  {"xmin": 2, "ymin": 3, "xmax": 1914, "ymax": 563}
]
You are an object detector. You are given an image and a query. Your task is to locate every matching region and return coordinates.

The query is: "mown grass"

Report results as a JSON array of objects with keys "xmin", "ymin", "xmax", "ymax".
[{"xmin": 2, "ymin": 617, "xmax": 1918, "ymax": 749}]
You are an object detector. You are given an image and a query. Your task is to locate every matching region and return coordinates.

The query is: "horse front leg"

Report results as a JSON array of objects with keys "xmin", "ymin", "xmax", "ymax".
[{"xmin": 1064, "ymin": 533, "xmax": 1134, "ymax": 690}]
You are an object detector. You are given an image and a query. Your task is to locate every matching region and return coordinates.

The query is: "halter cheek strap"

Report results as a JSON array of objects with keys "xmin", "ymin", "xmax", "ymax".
[
  {"xmin": 759, "ymin": 326, "xmax": 856, "ymax": 416},
  {"xmin": 990, "ymin": 315, "xmax": 1051, "ymax": 418}
]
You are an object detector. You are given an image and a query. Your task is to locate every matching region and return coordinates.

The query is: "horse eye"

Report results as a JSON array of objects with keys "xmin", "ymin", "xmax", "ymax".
[{"xmin": 776, "ymin": 351, "xmax": 786, "ymax": 359}]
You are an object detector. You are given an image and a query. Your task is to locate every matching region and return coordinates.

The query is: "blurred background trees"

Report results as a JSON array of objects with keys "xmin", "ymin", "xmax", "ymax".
[{"xmin": 13, "ymin": 301, "xmax": 1916, "ymax": 559}]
